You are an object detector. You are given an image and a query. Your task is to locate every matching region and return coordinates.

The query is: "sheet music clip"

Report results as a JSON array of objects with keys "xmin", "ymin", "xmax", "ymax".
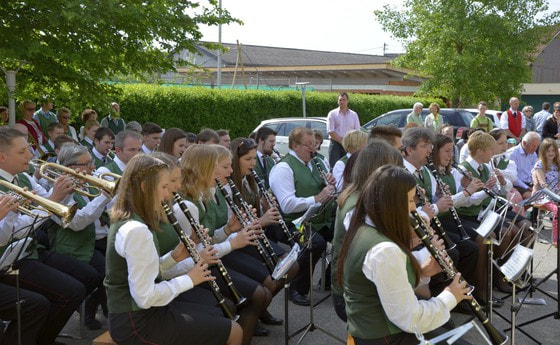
[
  {"xmin": 497, "ymin": 244, "xmax": 533, "ymax": 289},
  {"xmin": 475, "ymin": 210, "xmax": 502, "ymax": 240},
  {"xmin": 417, "ymin": 321, "xmax": 475, "ymax": 345},
  {"xmin": 272, "ymin": 243, "xmax": 300, "ymax": 280},
  {"xmin": 0, "ymin": 238, "xmax": 33, "ymax": 271}
]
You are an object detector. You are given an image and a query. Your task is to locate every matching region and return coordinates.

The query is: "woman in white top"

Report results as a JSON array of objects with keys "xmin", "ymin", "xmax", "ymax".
[
  {"xmin": 424, "ymin": 103, "xmax": 445, "ymax": 133},
  {"xmin": 105, "ymin": 154, "xmax": 242, "ymax": 345},
  {"xmin": 332, "ymin": 130, "xmax": 367, "ymax": 193},
  {"xmin": 338, "ymin": 165, "xmax": 471, "ymax": 345}
]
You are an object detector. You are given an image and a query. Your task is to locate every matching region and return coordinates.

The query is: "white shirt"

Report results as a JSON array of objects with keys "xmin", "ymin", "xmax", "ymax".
[
  {"xmin": 57, "ymin": 193, "xmax": 111, "ymax": 231},
  {"xmin": 362, "ymin": 240, "xmax": 456, "ymax": 333},
  {"xmin": 499, "ymin": 109, "xmax": 527, "ymax": 132},
  {"xmin": 269, "ymin": 150, "xmax": 317, "ymax": 214},
  {"xmin": 459, "ymin": 145, "xmax": 470, "ymax": 163},
  {"xmin": 141, "ymin": 144, "xmax": 153, "ymax": 154},
  {"xmin": 114, "ymin": 220, "xmax": 194, "ymax": 309},
  {"xmin": 403, "ymin": 159, "xmax": 440, "ymax": 216},
  {"xmin": 333, "ymin": 153, "xmax": 350, "ymax": 193}
]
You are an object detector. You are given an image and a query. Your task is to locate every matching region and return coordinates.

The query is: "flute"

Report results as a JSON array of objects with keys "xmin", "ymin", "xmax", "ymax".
[
  {"xmin": 426, "ymin": 157, "xmax": 470, "ymax": 242},
  {"xmin": 410, "ymin": 211, "xmax": 508, "ymax": 345},
  {"xmin": 215, "ymin": 179, "xmax": 276, "ymax": 275},
  {"xmin": 161, "ymin": 203, "xmax": 238, "ymax": 321},
  {"xmin": 250, "ymin": 169, "xmax": 296, "ymax": 246},
  {"xmin": 171, "ymin": 192, "xmax": 247, "ymax": 307}
]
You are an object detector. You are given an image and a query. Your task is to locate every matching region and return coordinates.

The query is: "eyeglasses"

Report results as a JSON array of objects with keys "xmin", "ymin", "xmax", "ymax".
[
  {"xmin": 72, "ymin": 160, "xmax": 94, "ymax": 167},
  {"xmin": 297, "ymin": 142, "xmax": 315, "ymax": 151}
]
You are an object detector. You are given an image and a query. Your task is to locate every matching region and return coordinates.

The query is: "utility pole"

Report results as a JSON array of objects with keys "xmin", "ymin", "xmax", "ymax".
[
  {"xmin": 217, "ymin": 0, "xmax": 222, "ymax": 89},
  {"xmin": 1, "ymin": 63, "xmax": 25, "ymax": 126}
]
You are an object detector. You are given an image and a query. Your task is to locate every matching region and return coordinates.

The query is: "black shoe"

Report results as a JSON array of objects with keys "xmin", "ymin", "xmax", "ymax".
[
  {"xmin": 260, "ymin": 310, "xmax": 283, "ymax": 325},
  {"xmin": 289, "ymin": 290, "xmax": 310, "ymax": 306},
  {"xmin": 254, "ymin": 325, "xmax": 271, "ymax": 336},
  {"xmin": 85, "ymin": 296, "xmax": 102, "ymax": 330},
  {"xmin": 491, "ymin": 298, "xmax": 504, "ymax": 308},
  {"xmin": 85, "ymin": 318, "xmax": 102, "ymax": 330}
]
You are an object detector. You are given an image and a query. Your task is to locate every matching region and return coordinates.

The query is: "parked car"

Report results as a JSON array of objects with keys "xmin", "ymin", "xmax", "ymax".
[
  {"xmin": 251, "ymin": 117, "xmax": 330, "ymax": 157},
  {"xmin": 464, "ymin": 108, "xmax": 502, "ymax": 128},
  {"xmin": 362, "ymin": 108, "xmax": 475, "ymax": 137}
]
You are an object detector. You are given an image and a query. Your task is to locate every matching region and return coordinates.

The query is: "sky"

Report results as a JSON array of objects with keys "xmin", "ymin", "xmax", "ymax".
[{"xmin": 200, "ymin": 0, "xmax": 560, "ymax": 56}]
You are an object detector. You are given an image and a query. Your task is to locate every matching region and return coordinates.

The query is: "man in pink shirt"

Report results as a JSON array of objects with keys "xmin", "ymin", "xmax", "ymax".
[{"xmin": 326, "ymin": 92, "xmax": 361, "ymax": 167}]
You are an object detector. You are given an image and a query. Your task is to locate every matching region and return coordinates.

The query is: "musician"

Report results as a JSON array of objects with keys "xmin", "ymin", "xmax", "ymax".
[
  {"xmin": 48, "ymin": 144, "xmax": 113, "ymax": 329},
  {"xmin": 197, "ymin": 128, "xmax": 220, "ymax": 145},
  {"xmin": 368, "ymin": 124, "xmax": 402, "ymax": 149},
  {"xmin": 158, "ymin": 150, "xmax": 268, "ymax": 345},
  {"xmin": 338, "ymin": 165, "xmax": 471, "ymax": 345},
  {"xmin": 0, "ymin": 127, "xmax": 86, "ymax": 345},
  {"xmin": 217, "ymin": 129, "xmax": 232, "ymax": 148},
  {"xmin": 312, "ymin": 129, "xmax": 330, "ymax": 171},
  {"xmin": 401, "ymin": 128, "xmax": 479, "ymax": 299},
  {"xmin": 332, "ymin": 130, "xmax": 367, "ymax": 193},
  {"xmin": 80, "ymin": 118, "xmax": 100, "ymax": 150},
  {"xmin": 105, "ymin": 154, "xmax": 242, "ymax": 345},
  {"xmin": 159, "ymin": 127, "xmax": 188, "ymax": 158},
  {"xmin": 254, "ymin": 127, "xmax": 277, "ymax": 188},
  {"xmin": 91, "ymin": 127, "xmax": 115, "ymax": 169},
  {"xmin": 78, "ymin": 108, "xmax": 98, "ymax": 141},
  {"xmin": 141, "ymin": 122, "xmax": 163, "ymax": 154},
  {"xmin": 331, "ymin": 140, "xmax": 403, "ymax": 322},
  {"xmin": 0, "ymin": 194, "xmax": 51, "ymax": 345},
  {"xmin": 97, "ymin": 130, "xmax": 143, "ymax": 176},
  {"xmin": 40, "ymin": 122, "xmax": 64, "ymax": 154},
  {"xmin": 269, "ymin": 126, "xmax": 334, "ymax": 306}
]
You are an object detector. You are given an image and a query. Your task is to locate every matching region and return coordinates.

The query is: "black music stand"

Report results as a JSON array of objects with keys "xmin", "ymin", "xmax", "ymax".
[
  {"xmin": 287, "ymin": 204, "xmax": 345, "ymax": 345},
  {"xmin": 501, "ymin": 188, "xmax": 560, "ymax": 344},
  {"xmin": 417, "ymin": 321, "xmax": 490, "ymax": 345}
]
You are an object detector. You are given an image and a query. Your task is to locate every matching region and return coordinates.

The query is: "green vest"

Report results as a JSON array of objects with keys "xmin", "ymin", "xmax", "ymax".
[
  {"xmin": 415, "ymin": 166, "xmax": 433, "ymax": 202},
  {"xmin": 193, "ymin": 191, "xmax": 228, "ymax": 238},
  {"xmin": 440, "ymin": 172, "xmax": 457, "ymax": 194},
  {"xmin": 102, "ymin": 116, "xmax": 125, "ymax": 135},
  {"xmin": 456, "ymin": 161, "xmax": 491, "ymax": 217},
  {"xmin": 42, "ymin": 141, "xmax": 54, "ymax": 153},
  {"xmin": 80, "ymin": 139, "xmax": 93, "ymax": 150},
  {"xmin": 104, "ymin": 215, "xmax": 161, "ymax": 313},
  {"xmin": 331, "ymin": 191, "xmax": 359, "ymax": 297},
  {"xmin": 255, "ymin": 155, "xmax": 275, "ymax": 189},
  {"xmin": 496, "ymin": 158, "xmax": 509, "ymax": 170},
  {"xmin": 34, "ymin": 110, "xmax": 57, "ymax": 136},
  {"xmin": 281, "ymin": 154, "xmax": 334, "ymax": 230},
  {"xmin": 155, "ymin": 221, "xmax": 179, "ymax": 256},
  {"xmin": 48, "ymin": 194, "xmax": 95, "ymax": 262},
  {"xmin": 343, "ymin": 224, "xmax": 416, "ymax": 339},
  {"xmin": 0, "ymin": 173, "xmax": 39, "ymax": 259},
  {"xmin": 103, "ymin": 159, "xmax": 123, "ymax": 175}
]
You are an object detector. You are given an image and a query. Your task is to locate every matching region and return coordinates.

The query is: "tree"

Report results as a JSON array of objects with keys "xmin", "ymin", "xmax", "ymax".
[
  {"xmin": 374, "ymin": 0, "xmax": 559, "ymax": 107},
  {"xmin": 0, "ymin": 0, "xmax": 237, "ymax": 110}
]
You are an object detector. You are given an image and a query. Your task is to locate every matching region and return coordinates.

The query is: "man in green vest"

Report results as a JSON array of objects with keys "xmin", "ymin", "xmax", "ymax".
[
  {"xmin": 0, "ymin": 127, "xmax": 87, "ymax": 345},
  {"xmin": 91, "ymin": 127, "xmax": 115, "ymax": 169},
  {"xmin": 40, "ymin": 122, "xmax": 64, "ymax": 155},
  {"xmin": 33, "ymin": 96, "xmax": 58, "ymax": 136},
  {"xmin": 269, "ymin": 126, "xmax": 335, "ymax": 306},
  {"xmin": 401, "ymin": 128, "xmax": 479, "ymax": 300},
  {"xmin": 100, "ymin": 102, "xmax": 126, "ymax": 135},
  {"xmin": 255, "ymin": 127, "xmax": 277, "ymax": 189},
  {"xmin": 141, "ymin": 121, "xmax": 163, "ymax": 154}
]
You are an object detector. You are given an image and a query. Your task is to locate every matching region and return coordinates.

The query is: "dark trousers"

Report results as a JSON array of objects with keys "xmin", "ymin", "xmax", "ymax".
[
  {"xmin": 0, "ymin": 259, "xmax": 85, "ymax": 345},
  {"xmin": 328, "ymin": 141, "xmax": 346, "ymax": 169},
  {"xmin": 39, "ymin": 249, "xmax": 98, "ymax": 296},
  {"xmin": 0, "ymin": 282, "xmax": 50, "ymax": 345}
]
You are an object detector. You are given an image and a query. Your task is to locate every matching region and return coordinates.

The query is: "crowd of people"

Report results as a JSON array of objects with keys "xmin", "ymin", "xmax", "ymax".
[{"xmin": 0, "ymin": 93, "xmax": 558, "ymax": 345}]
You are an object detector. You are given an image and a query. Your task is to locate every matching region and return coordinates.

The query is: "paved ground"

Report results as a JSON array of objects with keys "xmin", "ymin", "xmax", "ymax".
[{"xmin": 60, "ymin": 225, "xmax": 560, "ymax": 345}]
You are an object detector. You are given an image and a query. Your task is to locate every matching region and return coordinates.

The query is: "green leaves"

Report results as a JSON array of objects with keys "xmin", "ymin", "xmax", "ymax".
[{"xmin": 374, "ymin": 0, "xmax": 559, "ymax": 106}]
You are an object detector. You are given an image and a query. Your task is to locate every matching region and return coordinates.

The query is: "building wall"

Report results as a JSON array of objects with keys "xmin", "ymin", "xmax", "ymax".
[{"xmin": 531, "ymin": 34, "xmax": 560, "ymax": 83}]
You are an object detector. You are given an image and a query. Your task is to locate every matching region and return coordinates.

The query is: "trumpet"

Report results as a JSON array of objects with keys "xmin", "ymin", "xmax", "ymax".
[
  {"xmin": 28, "ymin": 135, "xmax": 55, "ymax": 161},
  {"xmin": 0, "ymin": 179, "xmax": 77, "ymax": 228},
  {"xmin": 32, "ymin": 160, "xmax": 120, "ymax": 198}
]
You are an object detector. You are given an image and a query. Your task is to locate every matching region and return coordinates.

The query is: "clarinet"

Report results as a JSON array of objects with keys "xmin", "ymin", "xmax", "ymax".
[
  {"xmin": 272, "ymin": 148, "xmax": 283, "ymax": 163},
  {"xmin": 427, "ymin": 157, "xmax": 471, "ymax": 242},
  {"xmin": 415, "ymin": 185, "xmax": 456, "ymax": 250},
  {"xmin": 161, "ymin": 203, "xmax": 238, "ymax": 321},
  {"xmin": 410, "ymin": 211, "xmax": 508, "ymax": 345},
  {"xmin": 226, "ymin": 177, "xmax": 279, "ymax": 266},
  {"xmin": 250, "ymin": 169, "xmax": 296, "ymax": 246},
  {"xmin": 171, "ymin": 192, "xmax": 247, "ymax": 307},
  {"xmin": 215, "ymin": 179, "xmax": 277, "ymax": 275},
  {"xmin": 451, "ymin": 163, "xmax": 508, "ymax": 206}
]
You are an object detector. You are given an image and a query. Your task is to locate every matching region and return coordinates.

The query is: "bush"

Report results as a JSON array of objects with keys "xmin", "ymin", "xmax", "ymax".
[{"xmin": 115, "ymin": 84, "xmax": 443, "ymax": 137}]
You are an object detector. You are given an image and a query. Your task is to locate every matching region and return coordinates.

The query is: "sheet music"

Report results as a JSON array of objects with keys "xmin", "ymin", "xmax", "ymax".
[
  {"xmin": 475, "ymin": 211, "xmax": 501, "ymax": 239},
  {"xmin": 272, "ymin": 243, "xmax": 300, "ymax": 280},
  {"xmin": 0, "ymin": 238, "xmax": 32, "ymax": 271},
  {"xmin": 499, "ymin": 244, "xmax": 533, "ymax": 283},
  {"xmin": 292, "ymin": 203, "xmax": 322, "ymax": 229}
]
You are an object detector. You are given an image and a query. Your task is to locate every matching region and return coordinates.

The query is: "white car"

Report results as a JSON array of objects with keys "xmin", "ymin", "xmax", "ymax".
[{"xmin": 251, "ymin": 117, "xmax": 330, "ymax": 157}]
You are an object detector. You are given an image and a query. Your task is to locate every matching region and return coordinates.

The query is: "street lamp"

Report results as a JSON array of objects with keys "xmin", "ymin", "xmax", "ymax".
[
  {"xmin": 1, "ymin": 63, "xmax": 25, "ymax": 127},
  {"xmin": 295, "ymin": 82, "xmax": 309, "ymax": 118}
]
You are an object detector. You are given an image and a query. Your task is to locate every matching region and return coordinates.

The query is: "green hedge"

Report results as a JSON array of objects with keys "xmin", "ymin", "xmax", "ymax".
[{"xmin": 114, "ymin": 84, "xmax": 443, "ymax": 137}]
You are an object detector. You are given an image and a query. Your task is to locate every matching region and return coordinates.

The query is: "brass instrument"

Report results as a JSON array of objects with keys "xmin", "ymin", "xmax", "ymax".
[
  {"xmin": 28, "ymin": 135, "xmax": 55, "ymax": 161},
  {"xmin": 410, "ymin": 212, "xmax": 508, "ymax": 345},
  {"xmin": 33, "ymin": 160, "xmax": 120, "ymax": 198},
  {"xmin": 0, "ymin": 179, "xmax": 77, "ymax": 228}
]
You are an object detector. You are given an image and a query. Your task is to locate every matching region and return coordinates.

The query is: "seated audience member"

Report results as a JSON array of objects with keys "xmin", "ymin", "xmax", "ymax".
[
  {"xmin": 217, "ymin": 129, "xmax": 232, "ymax": 148},
  {"xmin": 79, "ymin": 108, "xmax": 98, "ymax": 140},
  {"xmin": 124, "ymin": 120, "xmax": 142, "ymax": 133},
  {"xmin": 81, "ymin": 119, "xmax": 100, "ymax": 150},
  {"xmin": 197, "ymin": 128, "xmax": 220, "ymax": 144},
  {"xmin": 141, "ymin": 122, "xmax": 163, "ymax": 154},
  {"xmin": 159, "ymin": 127, "xmax": 188, "ymax": 159},
  {"xmin": 507, "ymin": 131, "xmax": 540, "ymax": 199},
  {"xmin": 522, "ymin": 105, "xmax": 536, "ymax": 133},
  {"xmin": 542, "ymin": 102, "xmax": 560, "ymax": 140},
  {"xmin": 368, "ymin": 124, "xmax": 403, "ymax": 149},
  {"xmin": 57, "ymin": 107, "xmax": 78, "ymax": 141}
]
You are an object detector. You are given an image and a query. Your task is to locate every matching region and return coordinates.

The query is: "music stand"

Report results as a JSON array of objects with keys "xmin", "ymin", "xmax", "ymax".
[
  {"xmin": 288, "ymin": 203, "xmax": 345, "ymax": 345},
  {"xmin": 416, "ymin": 321, "xmax": 488, "ymax": 345}
]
